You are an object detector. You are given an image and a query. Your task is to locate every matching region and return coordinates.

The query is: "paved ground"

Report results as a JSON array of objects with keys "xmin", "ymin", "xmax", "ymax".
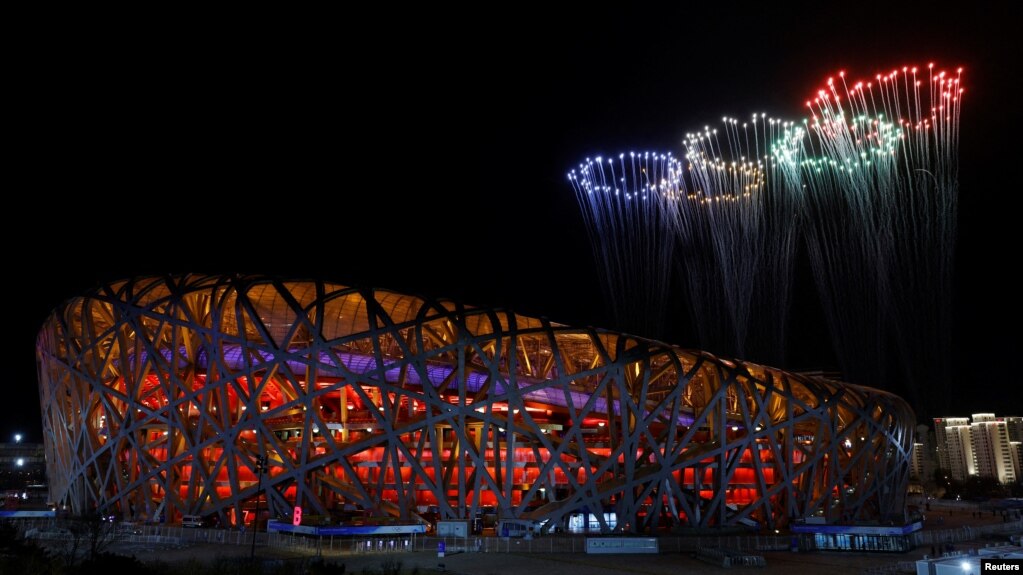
[{"xmin": 129, "ymin": 544, "xmax": 923, "ymax": 575}]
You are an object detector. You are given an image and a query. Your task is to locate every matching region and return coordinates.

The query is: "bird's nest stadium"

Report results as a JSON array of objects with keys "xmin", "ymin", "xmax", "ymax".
[{"xmin": 36, "ymin": 275, "xmax": 913, "ymax": 533}]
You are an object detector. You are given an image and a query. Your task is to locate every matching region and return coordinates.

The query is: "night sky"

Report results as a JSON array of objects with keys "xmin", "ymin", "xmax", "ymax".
[{"xmin": 8, "ymin": 5, "xmax": 1021, "ymax": 443}]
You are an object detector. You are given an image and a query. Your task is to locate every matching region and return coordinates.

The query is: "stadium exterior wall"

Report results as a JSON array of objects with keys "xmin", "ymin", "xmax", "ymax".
[{"xmin": 36, "ymin": 275, "xmax": 914, "ymax": 532}]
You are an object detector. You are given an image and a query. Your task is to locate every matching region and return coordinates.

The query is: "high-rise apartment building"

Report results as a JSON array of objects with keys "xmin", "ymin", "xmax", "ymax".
[
  {"xmin": 934, "ymin": 414, "xmax": 1021, "ymax": 485},
  {"xmin": 1004, "ymin": 416, "xmax": 1023, "ymax": 442},
  {"xmin": 934, "ymin": 417, "xmax": 969, "ymax": 471},
  {"xmin": 945, "ymin": 424, "xmax": 975, "ymax": 481},
  {"xmin": 1010, "ymin": 441, "xmax": 1022, "ymax": 483},
  {"xmin": 971, "ymin": 420, "xmax": 1016, "ymax": 484},
  {"xmin": 910, "ymin": 442, "xmax": 925, "ymax": 479}
]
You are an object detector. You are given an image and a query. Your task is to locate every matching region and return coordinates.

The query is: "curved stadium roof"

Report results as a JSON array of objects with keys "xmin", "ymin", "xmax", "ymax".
[{"xmin": 37, "ymin": 274, "xmax": 914, "ymax": 532}]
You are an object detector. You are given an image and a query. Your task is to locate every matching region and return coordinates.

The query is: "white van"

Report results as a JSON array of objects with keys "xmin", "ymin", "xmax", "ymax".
[
  {"xmin": 497, "ymin": 519, "xmax": 540, "ymax": 538},
  {"xmin": 181, "ymin": 515, "xmax": 204, "ymax": 528}
]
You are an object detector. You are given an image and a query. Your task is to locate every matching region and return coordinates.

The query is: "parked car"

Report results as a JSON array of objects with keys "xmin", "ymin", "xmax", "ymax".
[{"xmin": 181, "ymin": 515, "xmax": 204, "ymax": 528}]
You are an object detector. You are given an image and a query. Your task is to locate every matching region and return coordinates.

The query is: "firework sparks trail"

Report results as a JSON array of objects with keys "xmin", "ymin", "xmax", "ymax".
[
  {"xmin": 795, "ymin": 64, "xmax": 962, "ymax": 413},
  {"xmin": 568, "ymin": 152, "xmax": 682, "ymax": 337},
  {"xmin": 567, "ymin": 64, "xmax": 962, "ymax": 416}
]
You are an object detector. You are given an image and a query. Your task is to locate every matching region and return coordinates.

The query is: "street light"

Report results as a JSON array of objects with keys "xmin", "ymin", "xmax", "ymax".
[
  {"xmin": 14, "ymin": 433, "xmax": 21, "ymax": 443},
  {"xmin": 250, "ymin": 454, "xmax": 267, "ymax": 559}
]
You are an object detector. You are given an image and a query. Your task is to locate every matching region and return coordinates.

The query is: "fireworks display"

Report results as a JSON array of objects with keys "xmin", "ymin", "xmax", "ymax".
[
  {"xmin": 569, "ymin": 64, "xmax": 963, "ymax": 417},
  {"xmin": 678, "ymin": 115, "xmax": 803, "ymax": 363},
  {"xmin": 569, "ymin": 116, "xmax": 803, "ymax": 365},
  {"xmin": 567, "ymin": 152, "xmax": 681, "ymax": 337},
  {"xmin": 797, "ymin": 65, "xmax": 963, "ymax": 413}
]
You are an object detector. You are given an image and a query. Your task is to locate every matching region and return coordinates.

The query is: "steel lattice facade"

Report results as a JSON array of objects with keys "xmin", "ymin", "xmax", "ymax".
[{"xmin": 37, "ymin": 275, "xmax": 914, "ymax": 532}]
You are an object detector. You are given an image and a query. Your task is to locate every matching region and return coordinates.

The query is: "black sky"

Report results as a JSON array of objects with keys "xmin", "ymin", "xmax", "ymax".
[{"xmin": 8, "ymin": 5, "xmax": 1021, "ymax": 442}]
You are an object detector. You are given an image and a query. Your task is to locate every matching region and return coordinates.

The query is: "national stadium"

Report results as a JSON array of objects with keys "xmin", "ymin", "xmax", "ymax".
[{"xmin": 36, "ymin": 275, "xmax": 914, "ymax": 534}]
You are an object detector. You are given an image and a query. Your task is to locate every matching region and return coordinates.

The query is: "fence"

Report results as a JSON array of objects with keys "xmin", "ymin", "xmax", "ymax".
[
  {"xmin": 860, "ymin": 560, "xmax": 918, "ymax": 574},
  {"xmin": 263, "ymin": 533, "xmax": 794, "ymax": 555},
  {"xmin": 910, "ymin": 518, "xmax": 1023, "ymax": 547},
  {"xmin": 695, "ymin": 547, "xmax": 767, "ymax": 567},
  {"xmin": 11, "ymin": 517, "xmax": 1021, "ymax": 559},
  {"xmin": 12, "ymin": 518, "xmax": 795, "ymax": 556}
]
